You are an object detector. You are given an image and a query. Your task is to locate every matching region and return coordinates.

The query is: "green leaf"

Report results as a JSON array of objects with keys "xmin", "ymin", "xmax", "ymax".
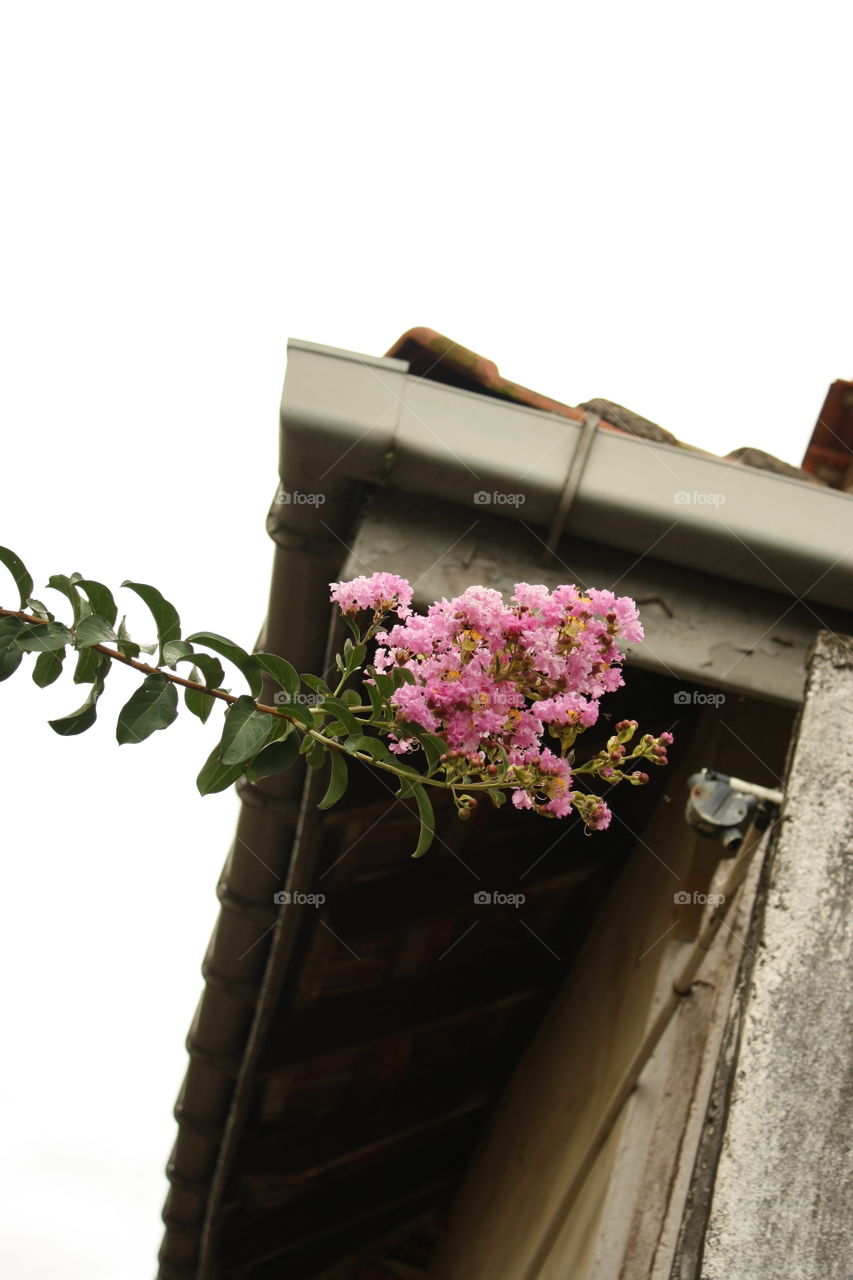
[
  {"xmin": 48, "ymin": 657, "xmax": 110, "ymax": 735},
  {"xmin": 76, "ymin": 579, "xmax": 117, "ymax": 627},
  {"xmin": 266, "ymin": 713, "xmax": 296, "ymax": 744},
  {"xmin": 0, "ymin": 644, "xmax": 23, "ymax": 682},
  {"xmin": 196, "ymin": 746, "xmax": 246, "ymax": 796},
  {"xmin": 253, "ymin": 652, "xmax": 300, "ymax": 699},
  {"xmin": 304, "ymin": 738, "xmax": 328, "ymax": 768},
  {"xmin": 50, "ymin": 694, "xmax": 98, "ymax": 736},
  {"xmin": 364, "ymin": 679, "xmax": 390, "ymax": 723},
  {"xmin": 341, "ymin": 689, "xmax": 362, "ymax": 707},
  {"xmin": 397, "ymin": 723, "xmax": 448, "ymax": 775},
  {"xmin": 318, "ymin": 696, "xmax": 361, "ymax": 736},
  {"xmin": 180, "ymin": 653, "xmax": 228, "ymax": 724},
  {"xmin": 73, "ymin": 645, "xmax": 103, "ymax": 685},
  {"xmin": 301, "ymin": 672, "xmax": 333, "ymax": 696},
  {"xmin": 26, "ymin": 598, "xmax": 54, "ymax": 622},
  {"xmin": 161, "ymin": 639, "xmax": 195, "ymax": 668},
  {"xmin": 46, "ymin": 574, "xmax": 90, "ymax": 625},
  {"xmin": 392, "ymin": 666, "xmax": 416, "ymax": 688},
  {"xmin": 16, "ymin": 622, "xmax": 74, "ymax": 652},
  {"xmin": 318, "ymin": 750, "xmax": 348, "ymax": 810},
  {"xmin": 344, "ymin": 732, "xmax": 396, "ymax": 765},
  {"xmin": 408, "ymin": 784, "xmax": 436, "ymax": 859},
  {"xmin": 340, "ymin": 613, "xmax": 361, "ymax": 642},
  {"xmin": 74, "ymin": 614, "xmax": 117, "ymax": 648},
  {"xmin": 245, "ymin": 733, "xmax": 300, "ymax": 783},
  {"xmin": 270, "ymin": 699, "xmax": 314, "ymax": 730},
  {"xmin": 186, "ymin": 631, "xmax": 262, "ymax": 699},
  {"xmin": 116, "ymin": 673, "xmax": 179, "ymax": 745},
  {"xmin": 371, "ymin": 671, "xmax": 395, "ymax": 701},
  {"xmin": 116, "ymin": 615, "xmax": 141, "ymax": 660},
  {"xmin": 122, "ymin": 580, "xmax": 181, "ymax": 664},
  {"xmin": 220, "ymin": 695, "xmax": 275, "ymax": 766},
  {"xmin": 0, "ymin": 547, "xmax": 34, "ymax": 610},
  {"xmin": 0, "ymin": 618, "xmax": 26, "ymax": 646},
  {"xmin": 174, "ymin": 653, "xmax": 225, "ymax": 689},
  {"xmin": 184, "ymin": 668, "xmax": 215, "ymax": 725},
  {"xmin": 342, "ymin": 639, "xmax": 367, "ymax": 669},
  {"xmin": 32, "ymin": 648, "xmax": 65, "ymax": 687}
]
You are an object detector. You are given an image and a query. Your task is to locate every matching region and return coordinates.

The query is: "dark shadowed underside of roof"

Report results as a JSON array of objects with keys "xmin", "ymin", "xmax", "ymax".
[{"xmin": 162, "ymin": 666, "xmax": 694, "ymax": 1278}]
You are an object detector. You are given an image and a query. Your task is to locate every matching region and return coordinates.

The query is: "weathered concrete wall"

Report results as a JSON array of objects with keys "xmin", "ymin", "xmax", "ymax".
[{"xmin": 700, "ymin": 632, "xmax": 853, "ymax": 1279}]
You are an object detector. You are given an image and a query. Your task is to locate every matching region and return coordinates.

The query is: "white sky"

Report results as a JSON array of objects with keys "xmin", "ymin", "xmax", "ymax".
[{"xmin": 1, "ymin": 4, "xmax": 850, "ymax": 1277}]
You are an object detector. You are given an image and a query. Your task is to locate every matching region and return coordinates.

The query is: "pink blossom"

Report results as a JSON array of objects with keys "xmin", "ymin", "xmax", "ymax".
[
  {"xmin": 585, "ymin": 799, "xmax": 612, "ymax": 830},
  {"xmin": 329, "ymin": 573, "xmax": 655, "ymax": 823},
  {"xmin": 535, "ymin": 692, "xmax": 599, "ymax": 729},
  {"xmin": 508, "ymin": 747, "xmax": 575, "ymax": 818},
  {"xmin": 330, "ymin": 573, "xmax": 413, "ymax": 617}
]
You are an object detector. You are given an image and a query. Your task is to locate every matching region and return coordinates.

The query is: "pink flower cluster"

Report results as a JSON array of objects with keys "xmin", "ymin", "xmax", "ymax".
[
  {"xmin": 329, "ymin": 573, "xmax": 412, "ymax": 618},
  {"xmin": 331, "ymin": 574, "xmax": 649, "ymax": 825}
]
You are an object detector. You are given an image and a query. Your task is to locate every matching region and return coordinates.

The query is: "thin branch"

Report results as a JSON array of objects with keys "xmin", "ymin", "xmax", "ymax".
[{"xmin": 0, "ymin": 606, "xmax": 293, "ymax": 720}]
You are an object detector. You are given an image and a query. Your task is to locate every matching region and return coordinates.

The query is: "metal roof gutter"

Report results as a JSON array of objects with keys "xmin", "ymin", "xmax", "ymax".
[{"xmin": 281, "ymin": 339, "xmax": 853, "ymax": 611}]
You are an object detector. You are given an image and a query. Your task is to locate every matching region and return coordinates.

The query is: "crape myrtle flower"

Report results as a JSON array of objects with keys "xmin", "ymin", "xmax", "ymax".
[
  {"xmin": 330, "ymin": 573, "xmax": 669, "ymax": 829},
  {"xmin": 329, "ymin": 573, "xmax": 413, "ymax": 618}
]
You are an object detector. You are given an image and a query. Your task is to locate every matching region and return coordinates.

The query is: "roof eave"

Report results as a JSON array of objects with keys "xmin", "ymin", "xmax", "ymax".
[{"xmin": 279, "ymin": 339, "xmax": 853, "ymax": 612}]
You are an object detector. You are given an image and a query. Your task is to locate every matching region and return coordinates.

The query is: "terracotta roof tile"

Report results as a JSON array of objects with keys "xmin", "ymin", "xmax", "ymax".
[{"xmin": 802, "ymin": 379, "xmax": 853, "ymax": 491}]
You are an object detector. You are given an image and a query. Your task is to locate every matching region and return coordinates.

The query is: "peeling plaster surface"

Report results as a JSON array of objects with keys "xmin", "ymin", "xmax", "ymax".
[{"xmin": 702, "ymin": 634, "xmax": 853, "ymax": 1279}]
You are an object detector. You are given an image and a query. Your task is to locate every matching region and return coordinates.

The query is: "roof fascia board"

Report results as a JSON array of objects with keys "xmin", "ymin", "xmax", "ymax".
[
  {"xmin": 340, "ymin": 491, "xmax": 853, "ymax": 705},
  {"xmin": 281, "ymin": 339, "xmax": 853, "ymax": 612}
]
